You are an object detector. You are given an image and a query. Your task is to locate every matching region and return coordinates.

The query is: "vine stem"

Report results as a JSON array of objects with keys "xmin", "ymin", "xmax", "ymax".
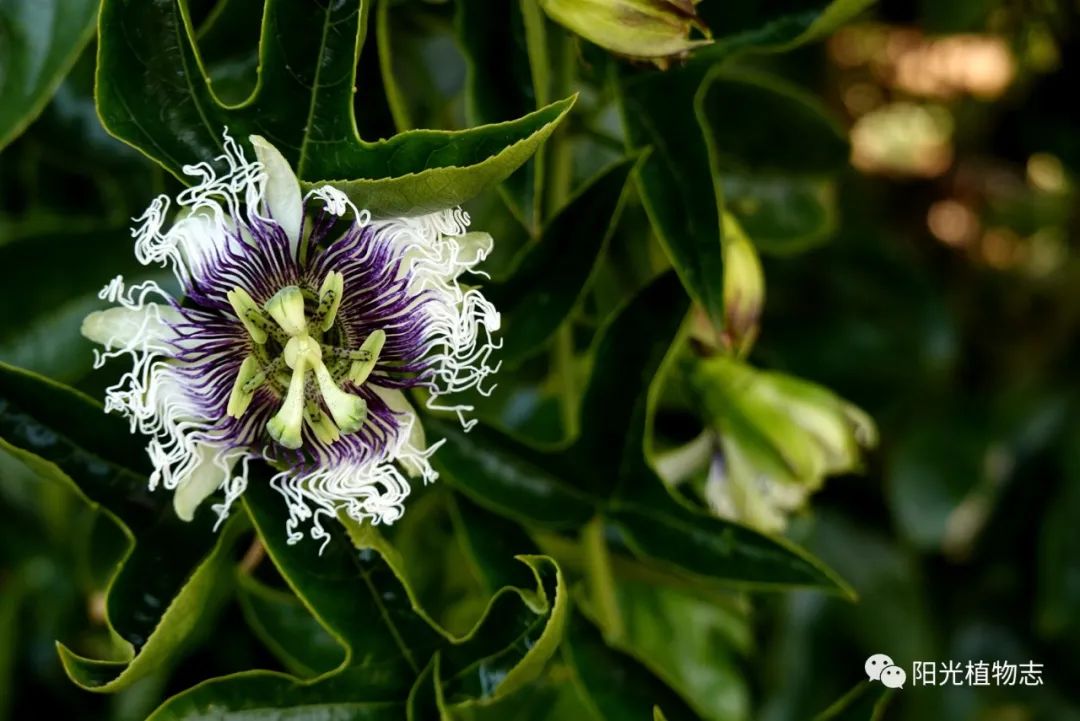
[
  {"xmin": 238, "ymin": 537, "xmax": 265, "ymax": 575},
  {"xmin": 582, "ymin": 515, "xmax": 626, "ymax": 642}
]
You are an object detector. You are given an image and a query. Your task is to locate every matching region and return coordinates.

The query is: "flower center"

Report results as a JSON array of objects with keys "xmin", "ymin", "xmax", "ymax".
[{"xmin": 225, "ymin": 272, "xmax": 386, "ymax": 450}]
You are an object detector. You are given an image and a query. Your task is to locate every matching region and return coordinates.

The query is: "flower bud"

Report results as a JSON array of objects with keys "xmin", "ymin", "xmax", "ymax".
[
  {"xmin": 688, "ymin": 356, "xmax": 877, "ymax": 533},
  {"xmin": 720, "ymin": 213, "xmax": 764, "ymax": 358},
  {"xmin": 538, "ymin": 0, "xmax": 712, "ymax": 67}
]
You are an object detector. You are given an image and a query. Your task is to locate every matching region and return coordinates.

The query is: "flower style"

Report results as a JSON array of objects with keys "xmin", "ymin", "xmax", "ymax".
[{"xmin": 82, "ymin": 132, "xmax": 500, "ymax": 548}]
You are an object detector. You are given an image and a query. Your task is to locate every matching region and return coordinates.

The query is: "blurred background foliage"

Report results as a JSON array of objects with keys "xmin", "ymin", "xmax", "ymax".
[{"xmin": 1, "ymin": 0, "xmax": 1079, "ymax": 719}]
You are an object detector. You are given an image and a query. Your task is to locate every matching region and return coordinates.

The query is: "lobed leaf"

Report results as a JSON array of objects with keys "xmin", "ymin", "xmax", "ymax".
[
  {"xmin": 95, "ymin": 0, "xmax": 574, "ymax": 216},
  {"xmin": 146, "ymin": 477, "xmax": 567, "ymax": 718},
  {"xmin": 0, "ymin": 362, "xmax": 236, "ymax": 691}
]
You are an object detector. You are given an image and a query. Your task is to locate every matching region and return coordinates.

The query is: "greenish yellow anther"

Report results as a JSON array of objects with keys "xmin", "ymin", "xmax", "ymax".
[
  {"xmin": 313, "ymin": 361, "xmax": 368, "ymax": 433},
  {"xmin": 266, "ymin": 354, "xmax": 308, "ymax": 449},
  {"xmin": 264, "ymin": 286, "xmax": 307, "ymax": 336},
  {"xmin": 227, "ymin": 354, "xmax": 263, "ymax": 417},
  {"xmin": 348, "ymin": 329, "xmax": 386, "ymax": 385},
  {"xmin": 315, "ymin": 271, "xmax": 344, "ymax": 332},
  {"xmin": 227, "ymin": 287, "xmax": 270, "ymax": 344}
]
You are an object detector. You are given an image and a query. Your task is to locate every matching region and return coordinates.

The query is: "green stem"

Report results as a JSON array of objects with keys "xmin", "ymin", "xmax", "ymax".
[
  {"xmin": 541, "ymin": 26, "xmax": 576, "ymax": 220},
  {"xmin": 555, "ymin": 325, "xmax": 578, "ymax": 437},
  {"xmin": 541, "ymin": 29, "xmax": 579, "ymax": 435},
  {"xmin": 581, "ymin": 515, "xmax": 625, "ymax": 642}
]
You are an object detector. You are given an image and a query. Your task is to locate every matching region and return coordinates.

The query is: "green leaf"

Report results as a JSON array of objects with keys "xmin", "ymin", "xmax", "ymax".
[
  {"xmin": 487, "ymin": 156, "xmax": 636, "ymax": 366},
  {"xmin": 95, "ymin": 0, "xmax": 574, "ymax": 216},
  {"xmin": 887, "ymin": 413, "xmax": 986, "ymax": 552},
  {"xmin": 448, "ymin": 493, "xmax": 542, "ymax": 595},
  {"xmin": 57, "ymin": 517, "xmax": 243, "ymax": 691},
  {"xmin": 696, "ymin": 70, "xmax": 848, "ymax": 254},
  {"xmin": 442, "ymin": 496, "xmax": 569, "ymax": 706},
  {"xmin": 696, "ymin": 72, "xmax": 849, "ymax": 176},
  {"xmin": 812, "ymin": 681, "xmax": 894, "ymax": 721},
  {"xmin": 618, "ymin": 11, "xmax": 863, "ymax": 324},
  {"xmin": 608, "ymin": 502, "xmax": 853, "ymax": 593},
  {"xmin": 427, "ymin": 418, "xmax": 596, "ymax": 530},
  {"xmin": 0, "ymin": 224, "xmax": 147, "ymax": 382},
  {"xmin": 0, "ymin": 362, "xmax": 240, "ymax": 691},
  {"xmin": 193, "ymin": 0, "xmax": 264, "ymax": 108},
  {"xmin": 617, "ymin": 66, "xmax": 724, "ymax": 329},
  {"xmin": 149, "ymin": 674, "xmax": 408, "ymax": 721},
  {"xmin": 566, "ymin": 274, "xmax": 688, "ymax": 490},
  {"xmin": 564, "ymin": 613, "xmax": 701, "ymax": 721},
  {"xmin": 0, "ymin": 0, "xmax": 99, "ymax": 149},
  {"xmin": 431, "ymin": 274, "xmax": 850, "ymax": 594},
  {"xmin": 721, "ymin": 175, "xmax": 838, "ymax": 255},
  {"xmin": 236, "ymin": 574, "xmax": 344, "ymax": 678},
  {"xmin": 694, "ymin": 0, "xmax": 877, "ymax": 62},
  {"xmin": 456, "ymin": 0, "xmax": 544, "ymax": 229},
  {"xmin": 148, "ymin": 477, "xmax": 566, "ymax": 718},
  {"xmin": 615, "ymin": 581, "xmax": 750, "ymax": 721}
]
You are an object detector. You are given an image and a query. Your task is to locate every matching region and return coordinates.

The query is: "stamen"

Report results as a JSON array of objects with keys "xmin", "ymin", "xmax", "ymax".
[
  {"xmin": 348, "ymin": 329, "xmax": 386, "ymax": 385},
  {"xmin": 244, "ymin": 357, "xmax": 283, "ymax": 392},
  {"xmin": 265, "ymin": 286, "xmax": 308, "ymax": 336},
  {"xmin": 227, "ymin": 354, "xmax": 263, "ymax": 418},
  {"xmin": 314, "ymin": 271, "xmax": 344, "ymax": 332},
  {"xmin": 227, "ymin": 287, "xmax": 272, "ymax": 344},
  {"xmin": 266, "ymin": 355, "xmax": 308, "ymax": 449},
  {"xmin": 313, "ymin": 360, "xmax": 368, "ymax": 433}
]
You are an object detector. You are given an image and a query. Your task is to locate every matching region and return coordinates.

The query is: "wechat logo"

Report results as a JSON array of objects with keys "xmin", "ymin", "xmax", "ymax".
[{"xmin": 866, "ymin": 653, "xmax": 906, "ymax": 689}]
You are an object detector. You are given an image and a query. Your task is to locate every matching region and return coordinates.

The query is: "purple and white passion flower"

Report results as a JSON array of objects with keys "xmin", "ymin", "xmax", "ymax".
[{"xmin": 82, "ymin": 131, "xmax": 499, "ymax": 549}]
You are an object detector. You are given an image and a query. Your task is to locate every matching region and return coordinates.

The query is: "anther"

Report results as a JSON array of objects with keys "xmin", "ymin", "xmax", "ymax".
[
  {"xmin": 314, "ymin": 271, "xmax": 344, "ymax": 332},
  {"xmin": 348, "ymin": 329, "xmax": 386, "ymax": 385},
  {"xmin": 227, "ymin": 287, "xmax": 272, "ymax": 344},
  {"xmin": 227, "ymin": 354, "xmax": 262, "ymax": 417}
]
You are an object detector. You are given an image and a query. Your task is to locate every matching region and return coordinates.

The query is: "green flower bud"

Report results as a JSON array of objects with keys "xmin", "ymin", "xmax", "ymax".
[
  {"xmin": 687, "ymin": 356, "xmax": 877, "ymax": 533},
  {"xmin": 538, "ymin": 0, "xmax": 712, "ymax": 67},
  {"xmin": 721, "ymin": 213, "xmax": 764, "ymax": 358}
]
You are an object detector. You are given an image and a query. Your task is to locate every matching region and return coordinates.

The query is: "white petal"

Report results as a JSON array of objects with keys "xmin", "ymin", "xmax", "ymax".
[
  {"xmin": 654, "ymin": 431, "xmax": 713, "ymax": 485},
  {"xmin": 173, "ymin": 444, "xmax": 235, "ymax": 522},
  {"xmin": 455, "ymin": 231, "xmax": 494, "ymax": 270},
  {"xmin": 251, "ymin": 134, "xmax": 303, "ymax": 255},
  {"xmin": 373, "ymin": 387, "xmax": 428, "ymax": 477},
  {"xmin": 81, "ymin": 304, "xmax": 182, "ymax": 351}
]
